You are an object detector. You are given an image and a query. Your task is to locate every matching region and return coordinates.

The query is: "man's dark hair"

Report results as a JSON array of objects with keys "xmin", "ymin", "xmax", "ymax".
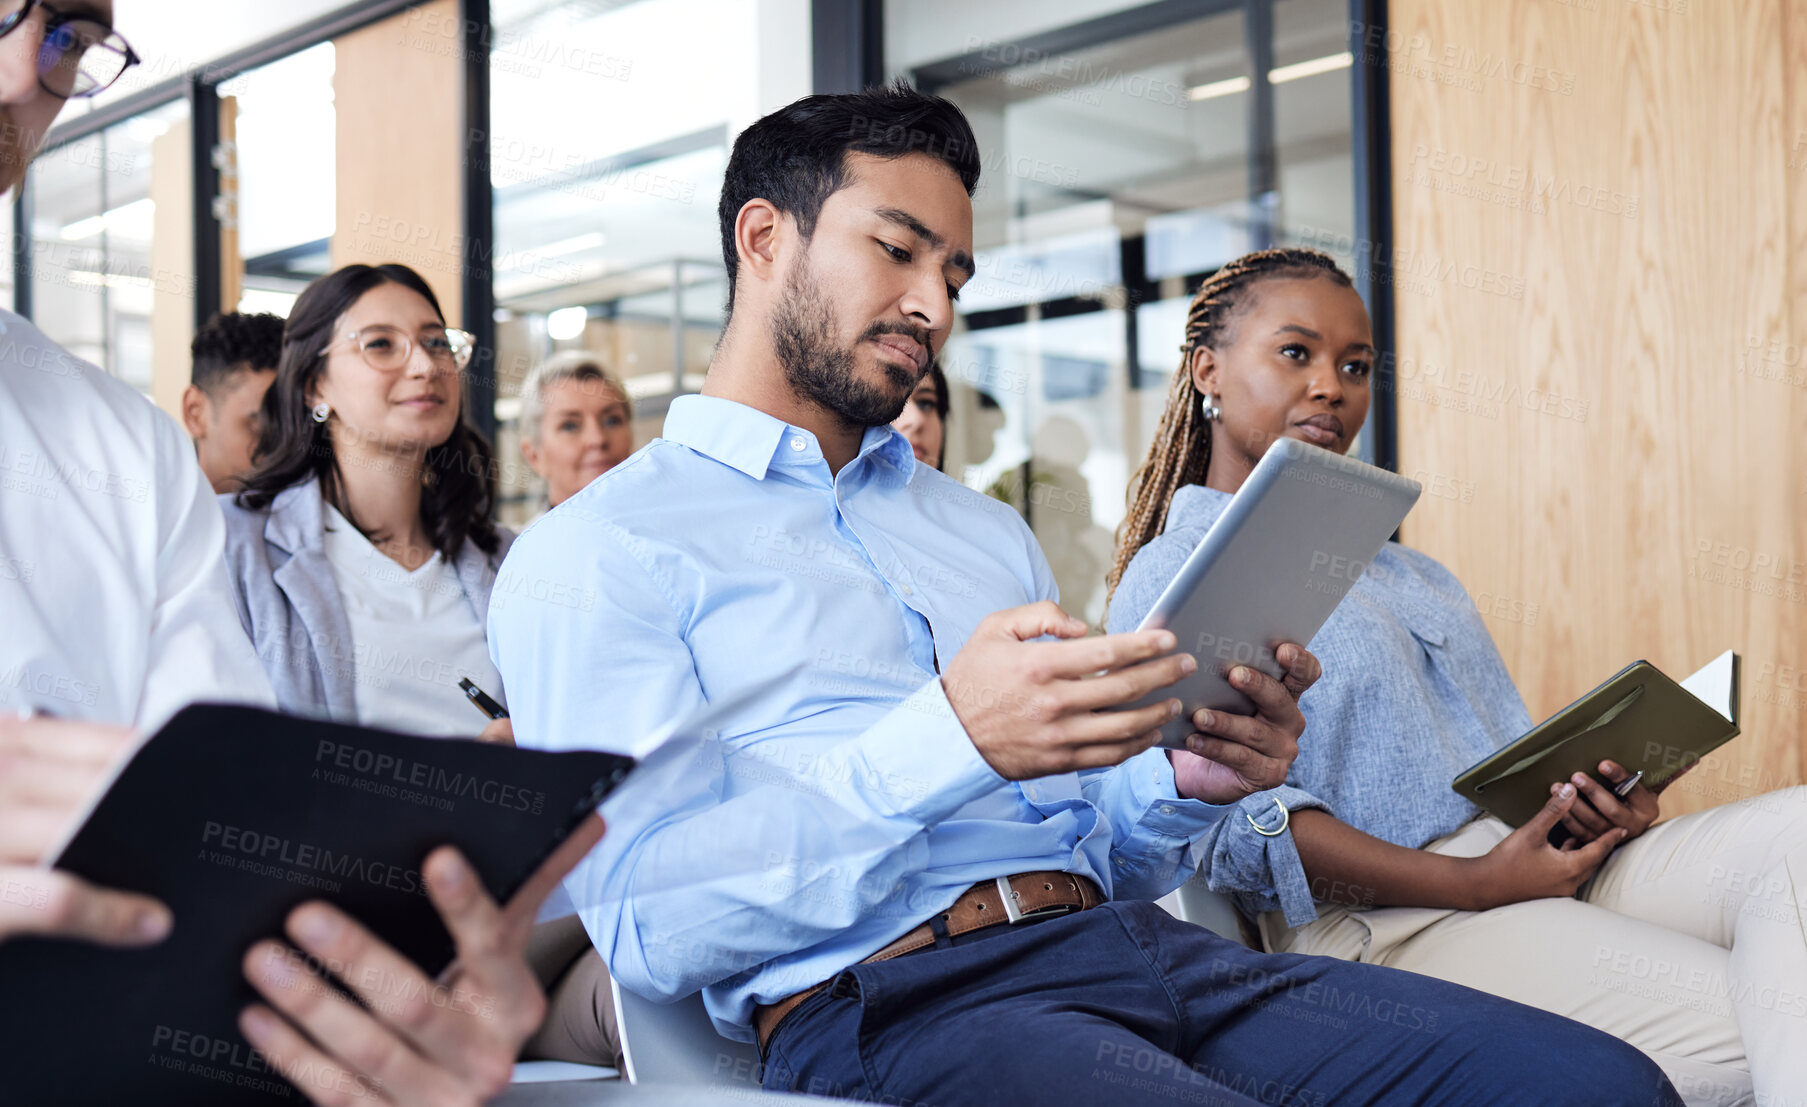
[
  {"xmin": 190, "ymin": 311, "xmax": 284, "ymax": 394},
  {"xmin": 717, "ymin": 79, "xmax": 981, "ymax": 318}
]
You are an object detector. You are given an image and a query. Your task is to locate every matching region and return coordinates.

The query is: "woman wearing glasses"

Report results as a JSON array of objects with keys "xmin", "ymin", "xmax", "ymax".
[
  {"xmin": 221, "ymin": 262, "xmax": 626, "ymax": 1068},
  {"xmin": 221, "ymin": 263, "xmax": 513, "ymax": 740}
]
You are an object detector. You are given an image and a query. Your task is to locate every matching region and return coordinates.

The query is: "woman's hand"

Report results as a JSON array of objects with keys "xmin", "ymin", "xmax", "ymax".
[
  {"xmin": 1169, "ymin": 643, "xmax": 1319, "ymax": 804},
  {"xmin": 1460, "ymin": 784, "xmax": 1623, "ymax": 910},
  {"xmin": 476, "ymin": 718, "xmax": 514, "ymax": 746},
  {"xmin": 1552, "ymin": 759, "xmax": 1660, "ymax": 845}
]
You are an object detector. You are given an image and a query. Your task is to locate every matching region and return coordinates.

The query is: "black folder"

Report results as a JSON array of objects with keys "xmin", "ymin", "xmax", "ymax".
[
  {"xmin": 1452, "ymin": 652, "xmax": 1740, "ymax": 828},
  {"xmin": 0, "ymin": 703, "xmax": 633, "ymax": 1106}
]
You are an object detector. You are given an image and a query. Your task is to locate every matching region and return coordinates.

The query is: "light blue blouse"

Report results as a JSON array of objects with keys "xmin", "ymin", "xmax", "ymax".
[{"xmin": 1108, "ymin": 483, "xmax": 1533, "ymax": 926}]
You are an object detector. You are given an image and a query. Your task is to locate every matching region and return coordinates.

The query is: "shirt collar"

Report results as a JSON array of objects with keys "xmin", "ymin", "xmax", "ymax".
[
  {"xmin": 663, "ymin": 394, "xmax": 917, "ymax": 482},
  {"xmin": 861, "ymin": 422, "xmax": 916, "ymax": 476},
  {"xmin": 663, "ymin": 395, "xmax": 789, "ymax": 480}
]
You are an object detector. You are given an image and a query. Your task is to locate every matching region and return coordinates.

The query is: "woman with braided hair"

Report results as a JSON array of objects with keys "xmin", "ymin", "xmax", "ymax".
[{"xmin": 1107, "ymin": 247, "xmax": 1807, "ymax": 1105}]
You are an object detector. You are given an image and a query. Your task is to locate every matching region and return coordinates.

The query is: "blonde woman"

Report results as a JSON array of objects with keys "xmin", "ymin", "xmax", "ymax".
[
  {"xmin": 518, "ymin": 351, "xmax": 635, "ymax": 511},
  {"xmin": 1107, "ymin": 247, "xmax": 1807, "ymax": 1106}
]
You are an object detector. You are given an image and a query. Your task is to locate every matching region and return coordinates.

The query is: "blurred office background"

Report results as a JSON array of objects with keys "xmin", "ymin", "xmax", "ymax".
[
  {"xmin": 23, "ymin": 0, "xmax": 1805, "ymax": 815},
  {"xmin": 29, "ymin": 0, "xmax": 1365, "ymax": 630}
]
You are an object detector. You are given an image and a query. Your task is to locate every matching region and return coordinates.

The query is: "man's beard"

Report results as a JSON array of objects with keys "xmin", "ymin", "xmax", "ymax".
[{"xmin": 771, "ymin": 254, "xmax": 926, "ymax": 429}]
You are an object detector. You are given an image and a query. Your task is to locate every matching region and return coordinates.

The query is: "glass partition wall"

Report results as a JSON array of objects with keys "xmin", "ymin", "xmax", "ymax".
[
  {"xmin": 14, "ymin": 0, "xmax": 1369, "ymax": 608},
  {"xmin": 888, "ymin": 0, "xmax": 1356, "ymax": 626},
  {"xmin": 28, "ymin": 99, "xmax": 192, "ymax": 394},
  {"xmin": 486, "ymin": 0, "xmax": 764, "ymax": 526},
  {"xmin": 223, "ymin": 42, "xmax": 338, "ymax": 318}
]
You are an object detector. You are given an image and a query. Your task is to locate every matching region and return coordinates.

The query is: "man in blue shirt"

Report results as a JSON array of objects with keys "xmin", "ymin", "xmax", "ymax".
[{"xmin": 491, "ymin": 83, "xmax": 1679, "ymax": 1106}]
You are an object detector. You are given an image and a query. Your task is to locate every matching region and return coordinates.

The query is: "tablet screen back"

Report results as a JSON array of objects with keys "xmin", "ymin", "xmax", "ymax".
[{"xmin": 1123, "ymin": 438, "xmax": 1421, "ymax": 747}]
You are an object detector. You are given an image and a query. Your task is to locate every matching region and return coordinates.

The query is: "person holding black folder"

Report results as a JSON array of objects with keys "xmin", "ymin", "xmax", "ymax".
[
  {"xmin": 0, "ymin": 5, "xmax": 576, "ymax": 1102},
  {"xmin": 1108, "ymin": 247, "xmax": 1806, "ymax": 1106}
]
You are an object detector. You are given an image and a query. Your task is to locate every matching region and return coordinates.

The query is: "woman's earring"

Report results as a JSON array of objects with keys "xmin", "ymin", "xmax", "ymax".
[
  {"xmin": 311, "ymin": 402, "xmax": 331, "ymax": 424},
  {"xmin": 1201, "ymin": 392, "xmax": 1223, "ymax": 422}
]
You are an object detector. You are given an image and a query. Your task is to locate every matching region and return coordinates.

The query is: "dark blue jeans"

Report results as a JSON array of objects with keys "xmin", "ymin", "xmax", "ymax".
[{"xmin": 761, "ymin": 900, "xmax": 1680, "ymax": 1107}]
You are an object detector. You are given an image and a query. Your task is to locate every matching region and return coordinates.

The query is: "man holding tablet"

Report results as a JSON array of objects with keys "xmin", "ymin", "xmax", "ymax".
[{"xmin": 494, "ymin": 84, "xmax": 1680, "ymax": 1105}]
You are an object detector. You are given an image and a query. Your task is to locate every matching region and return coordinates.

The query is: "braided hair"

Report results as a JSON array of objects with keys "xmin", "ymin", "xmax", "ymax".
[{"xmin": 1105, "ymin": 248, "xmax": 1354, "ymax": 606}]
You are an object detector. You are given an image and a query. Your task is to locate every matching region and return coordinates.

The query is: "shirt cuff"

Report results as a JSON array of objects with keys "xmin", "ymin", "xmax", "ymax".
[
  {"xmin": 1138, "ymin": 748, "xmax": 1236, "ymax": 829},
  {"xmin": 1265, "ymin": 827, "xmax": 1319, "ymax": 927},
  {"xmin": 851, "ymin": 677, "xmax": 1006, "ymax": 827},
  {"xmin": 1237, "ymin": 789, "xmax": 1323, "ymax": 928}
]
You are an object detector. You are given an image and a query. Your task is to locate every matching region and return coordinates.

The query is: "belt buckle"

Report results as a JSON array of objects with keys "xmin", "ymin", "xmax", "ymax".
[
  {"xmin": 995, "ymin": 875, "xmax": 1075, "ymax": 924},
  {"xmin": 996, "ymin": 875, "xmax": 1030, "ymax": 923}
]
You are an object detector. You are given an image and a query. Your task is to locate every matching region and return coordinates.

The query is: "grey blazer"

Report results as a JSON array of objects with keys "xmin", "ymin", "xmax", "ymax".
[{"xmin": 218, "ymin": 478, "xmax": 515, "ymax": 720}]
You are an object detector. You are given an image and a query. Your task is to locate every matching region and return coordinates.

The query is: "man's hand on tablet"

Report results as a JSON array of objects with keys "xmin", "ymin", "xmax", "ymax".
[
  {"xmin": 943, "ymin": 602, "xmax": 1195, "ymax": 779},
  {"xmin": 941, "ymin": 604, "xmax": 1318, "ymax": 798}
]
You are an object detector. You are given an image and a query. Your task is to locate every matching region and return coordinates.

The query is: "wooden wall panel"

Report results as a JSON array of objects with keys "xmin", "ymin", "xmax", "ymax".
[
  {"xmin": 148, "ymin": 119, "xmax": 193, "ymax": 420},
  {"xmin": 1389, "ymin": 0, "xmax": 1806, "ymax": 815},
  {"xmin": 331, "ymin": 0, "xmax": 464, "ymax": 322},
  {"xmin": 219, "ymin": 96, "xmax": 242, "ymax": 315}
]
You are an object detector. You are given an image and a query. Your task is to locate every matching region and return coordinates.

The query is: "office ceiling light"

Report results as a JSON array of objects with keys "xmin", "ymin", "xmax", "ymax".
[
  {"xmin": 1187, "ymin": 75, "xmax": 1250, "ymax": 101},
  {"xmin": 1269, "ymin": 51, "xmax": 1353, "ymax": 83},
  {"xmin": 535, "ymin": 231, "xmax": 607, "ymax": 258},
  {"xmin": 67, "ymin": 269, "xmax": 154, "ymax": 291},
  {"xmin": 546, "ymin": 305, "xmax": 588, "ymax": 341},
  {"xmin": 1185, "ymin": 51, "xmax": 1353, "ymax": 101}
]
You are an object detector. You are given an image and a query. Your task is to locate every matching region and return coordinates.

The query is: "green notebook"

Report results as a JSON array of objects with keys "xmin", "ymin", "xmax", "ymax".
[{"xmin": 1452, "ymin": 650, "xmax": 1740, "ymax": 827}]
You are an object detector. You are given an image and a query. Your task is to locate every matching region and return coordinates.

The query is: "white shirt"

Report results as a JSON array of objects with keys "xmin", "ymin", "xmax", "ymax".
[
  {"xmin": 0, "ymin": 309, "xmax": 275, "ymax": 728},
  {"xmin": 320, "ymin": 502, "xmax": 504, "ymax": 738}
]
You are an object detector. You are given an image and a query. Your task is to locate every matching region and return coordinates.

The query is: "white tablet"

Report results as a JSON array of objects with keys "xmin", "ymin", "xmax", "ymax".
[{"xmin": 1120, "ymin": 437, "xmax": 1423, "ymax": 748}]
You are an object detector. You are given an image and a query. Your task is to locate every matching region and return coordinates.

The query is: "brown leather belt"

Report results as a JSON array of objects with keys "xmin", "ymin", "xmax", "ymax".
[{"xmin": 753, "ymin": 870, "xmax": 1104, "ymax": 1051}]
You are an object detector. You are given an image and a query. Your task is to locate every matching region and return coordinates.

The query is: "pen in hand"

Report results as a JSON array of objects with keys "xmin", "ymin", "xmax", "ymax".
[
  {"xmin": 1546, "ymin": 769, "xmax": 1646, "ymax": 848},
  {"xmin": 459, "ymin": 678, "xmax": 509, "ymax": 721}
]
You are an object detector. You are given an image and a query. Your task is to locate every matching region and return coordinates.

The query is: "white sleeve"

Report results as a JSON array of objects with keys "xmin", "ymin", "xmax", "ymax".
[{"xmin": 132, "ymin": 412, "xmax": 275, "ymax": 731}]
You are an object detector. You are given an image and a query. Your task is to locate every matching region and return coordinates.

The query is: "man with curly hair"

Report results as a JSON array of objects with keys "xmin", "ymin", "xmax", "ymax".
[{"xmin": 182, "ymin": 311, "xmax": 283, "ymax": 492}]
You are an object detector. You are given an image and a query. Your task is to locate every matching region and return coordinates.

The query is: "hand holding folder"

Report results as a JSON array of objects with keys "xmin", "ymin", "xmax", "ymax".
[
  {"xmin": 1452, "ymin": 651, "xmax": 1741, "ymax": 829},
  {"xmin": 0, "ymin": 703, "xmax": 635, "ymax": 1106}
]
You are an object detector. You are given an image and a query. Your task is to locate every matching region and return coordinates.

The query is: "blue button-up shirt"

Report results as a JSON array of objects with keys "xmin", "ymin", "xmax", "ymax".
[
  {"xmin": 489, "ymin": 395, "xmax": 1227, "ymax": 1040},
  {"xmin": 1109, "ymin": 483, "xmax": 1533, "ymax": 928}
]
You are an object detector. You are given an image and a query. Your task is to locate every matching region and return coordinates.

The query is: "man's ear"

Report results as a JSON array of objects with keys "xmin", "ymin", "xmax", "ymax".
[
  {"xmin": 733, "ymin": 198, "xmax": 783, "ymax": 291},
  {"xmin": 1189, "ymin": 345, "xmax": 1218, "ymax": 398},
  {"xmin": 180, "ymin": 384, "xmax": 210, "ymax": 439},
  {"xmin": 519, "ymin": 435, "xmax": 543, "ymax": 477}
]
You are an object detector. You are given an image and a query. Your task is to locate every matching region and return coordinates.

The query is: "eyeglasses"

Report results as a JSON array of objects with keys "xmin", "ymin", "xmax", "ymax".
[
  {"xmin": 323, "ymin": 325, "xmax": 476, "ymax": 372},
  {"xmin": 0, "ymin": 0, "xmax": 139, "ymax": 100}
]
